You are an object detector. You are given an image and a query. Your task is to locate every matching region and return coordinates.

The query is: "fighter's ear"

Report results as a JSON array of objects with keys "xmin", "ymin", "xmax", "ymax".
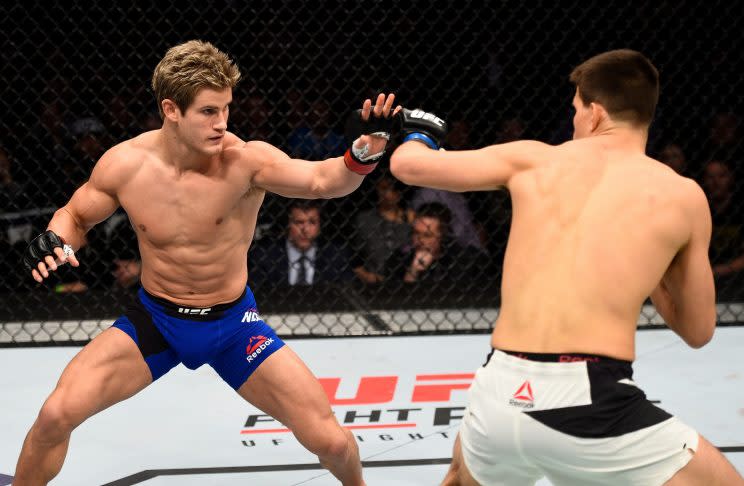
[
  {"xmin": 590, "ymin": 102, "xmax": 608, "ymax": 132},
  {"xmin": 162, "ymin": 99, "xmax": 180, "ymax": 121}
]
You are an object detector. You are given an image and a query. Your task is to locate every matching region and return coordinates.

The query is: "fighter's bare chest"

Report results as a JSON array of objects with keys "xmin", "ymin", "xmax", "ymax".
[{"xmin": 118, "ymin": 175, "xmax": 248, "ymax": 246}]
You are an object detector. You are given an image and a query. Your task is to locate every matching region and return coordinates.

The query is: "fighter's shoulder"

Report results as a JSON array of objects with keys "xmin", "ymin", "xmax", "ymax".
[
  {"xmin": 481, "ymin": 139, "xmax": 555, "ymax": 168},
  {"xmin": 670, "ymin": 171, "xmax": 708, "ymax": 211},
  {"xmin": 552, "ymin": 138, "xmax": 600, "ymax": 161},
  {"xmin": 90, "ymin": 132, "xmax": 152, "ymax": 185},
  {"xmin": 222, "ymin": 134, "xmax": 288, "ymax": 167},
  {"xmin": 670, "ymin": 174, "xmax": 712, "ymax": 237},
  {"xmin": 648, "ymin": 160, "xmax": 708, "ymax": 211}
]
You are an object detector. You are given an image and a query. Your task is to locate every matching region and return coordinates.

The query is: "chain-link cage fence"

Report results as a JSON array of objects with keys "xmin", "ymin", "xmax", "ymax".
[{"xmin": 1, "ymin": 2, "xmax": 743, "ymax": 344}]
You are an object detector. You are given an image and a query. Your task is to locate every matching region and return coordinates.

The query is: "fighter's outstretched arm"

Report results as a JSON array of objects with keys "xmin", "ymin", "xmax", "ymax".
[
  {"xmin": 251, "ymin": 93, "xmax": 400, "ymax": 199},
  {"xmin": 248, "ymin": 143, "xmax": 364, "ymax": 199},
  {"xmin": 390, "ymin": 107, "xmax": 549, "ymax": 191},
  {"xmin": 391, "ymin": 139, "xmax": 550, "ymax": 192}
]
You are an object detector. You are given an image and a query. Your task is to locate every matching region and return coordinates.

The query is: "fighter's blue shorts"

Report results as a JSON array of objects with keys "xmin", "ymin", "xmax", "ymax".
[{"xmin": 112, "ymin": 285, "xmax": 285, "ymax": 389}]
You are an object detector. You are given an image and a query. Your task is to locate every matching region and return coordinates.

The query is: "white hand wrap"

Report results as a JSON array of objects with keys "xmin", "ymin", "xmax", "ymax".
[{"xmin": 351, "ymin": 140, "xmax": 384, "ymax": 162}]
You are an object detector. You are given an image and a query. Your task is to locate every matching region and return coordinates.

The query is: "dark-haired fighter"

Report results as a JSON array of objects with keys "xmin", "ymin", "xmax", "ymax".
[{"xmin": 392, "ymin": 49, "xmax": 742, "ymax": 485}]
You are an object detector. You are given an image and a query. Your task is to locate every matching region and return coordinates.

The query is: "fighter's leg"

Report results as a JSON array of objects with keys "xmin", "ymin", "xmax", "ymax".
[
  {"xmin": 14, "ymin": 327, "xmax": 154, "ymax": 485},
  {"xmin": 440, "ymin": 433, "xmax": 480, "ymax": 486},
  {"xmin": 236, "ymin": 346, "xmax": 364, "ymax": 486},
  {"xmin": 664, "ymin": 434, "xmax": 744, "ymax": 485}
]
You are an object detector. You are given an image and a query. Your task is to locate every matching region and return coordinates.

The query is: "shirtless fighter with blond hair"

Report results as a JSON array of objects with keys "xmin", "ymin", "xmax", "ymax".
[
  {"xmin": 392, "ymin": 49, "xmax": 743, "ymax": 485},
  {"xmin": 15, "ymin": 39, "xmax": 400, "ymax": 485}
]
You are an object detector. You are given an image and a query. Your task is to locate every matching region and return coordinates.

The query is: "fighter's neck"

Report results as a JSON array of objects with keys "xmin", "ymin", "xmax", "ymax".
[
  {"xmin": 157, "ymin": 127, "xmax": 218, "ymax": 173},
  {"xmin": 590, "ymin": 124, "xmax": 648, "ymax": 153}
]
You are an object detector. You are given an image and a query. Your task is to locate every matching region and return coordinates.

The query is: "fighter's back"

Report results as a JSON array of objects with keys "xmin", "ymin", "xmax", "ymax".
[
  {"xmin": 390, "ymin": 49, "xmax": 736, "ymax": 486},
  {"xmin": 492, "ymin": 137, "xmax": 704, "ymax": 360}
]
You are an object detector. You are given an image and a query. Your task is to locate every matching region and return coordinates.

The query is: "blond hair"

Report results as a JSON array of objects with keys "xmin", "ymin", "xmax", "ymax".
[{"xmin": 151, "ymin": 40, "xmax": 241, "ymax": 118}]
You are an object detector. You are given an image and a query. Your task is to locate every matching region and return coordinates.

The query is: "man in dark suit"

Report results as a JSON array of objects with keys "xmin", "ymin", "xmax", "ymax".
[
  {"xmin": 383, "ymin": 202, "xmax": 488, "ymax": 285},
  {"xmin": 248, "ymin": 199, "xmax": 352, "ymax": 287}
]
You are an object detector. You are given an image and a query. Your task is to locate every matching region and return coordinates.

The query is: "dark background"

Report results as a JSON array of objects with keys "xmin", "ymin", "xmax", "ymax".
[{"xmin": 1, "ymin": 2, "xmax": 742, "ymax": 339}]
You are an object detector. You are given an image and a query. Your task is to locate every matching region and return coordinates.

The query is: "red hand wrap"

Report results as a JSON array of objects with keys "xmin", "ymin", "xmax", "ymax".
[{"xmin": 343, "ymin": 149, "xmax": 378, "ymax": 175}]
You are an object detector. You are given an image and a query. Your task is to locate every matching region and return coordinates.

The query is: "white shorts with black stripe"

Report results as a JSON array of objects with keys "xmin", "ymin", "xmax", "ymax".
[{"xmin": 459, "ymin": 349, "xmax": 698, "ymax": 486}]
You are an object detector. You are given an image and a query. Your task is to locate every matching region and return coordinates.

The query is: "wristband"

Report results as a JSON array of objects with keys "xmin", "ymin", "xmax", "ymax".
[
  {"xmin": 344, "ymin": 149, "xmax": 378, "ymax": 175},
  {"xmin": 403, "ymin": 132, "xmax": 438, "ymax": 150}
]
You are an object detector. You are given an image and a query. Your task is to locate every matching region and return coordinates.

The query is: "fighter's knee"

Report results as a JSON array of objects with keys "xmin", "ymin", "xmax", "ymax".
[
  {"xmin": 313, "ymin": 426, "xmax": 351, "ymax": 460},
  {"xmin": 36, "ymin": 394, "xmax": 77, "ymax": 438}
]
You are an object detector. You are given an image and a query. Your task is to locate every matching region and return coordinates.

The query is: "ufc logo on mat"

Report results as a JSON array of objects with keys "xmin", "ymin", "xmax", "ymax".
[{"xmin": 409, "ymin": 109, "xmax": 446, "ymax": 127}]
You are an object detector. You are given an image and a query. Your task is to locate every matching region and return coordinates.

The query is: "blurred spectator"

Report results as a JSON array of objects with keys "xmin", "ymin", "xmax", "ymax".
[
  {"xmin": 51, "ymin": 116, "xmax": 108, "ymax": 207},
  {"xmin": 0, "ymin": 147, "xmax": 24, "ymax": 212},
  {"xmin": 103, "ymin": 94, "xmax": 139, "ymax": 141},
  {"xmin": 139, "ymin": 111, "xmax": 162, "ymax": 132},
  {"xmin": 232, "ymin": 93, "xmax": 274, "ymax": 142},
  {"xmin": 657, "ymin": 142, "xmax": 688, "ymax": 175},
  {"xmin": 112, "ymin": 259, "xmax": 142, "ymax": 288},
  {"xmin": 45, "ymin": 232, "xmax": 91, "ymax": 294},
  {"xmin": 409, "ymin": 115, "xmax": 487, "ymax": 251},
  {"xmin": 287, "ymin": 99, "xmax": 345, "ymax": 160},
  {"xmin": 283, "ymin": 88, "xmax": 308, "ymax": 131},
  {"xmin": 352, "ymin": 174, "xmax": 413, "ymax": 284},
  {"xmin": 22, "ymin": 88, "xmax": 73, "ymax": 194},
  {"xmin": 46, "ymin": 208, "xmax": 141, "ymax": 294},
  {"xmin": 0, "ymin": 147, "xmax": 32, "ymax": 293},
  {"xmin": 699, "ymin": 112, "xmax": 743, "ymax": 168},
  {"xmin": 36, "ymin": 87, "xmax": 73, "ymax": 162},
  {"xmin": 411, "ymin": 188, "xmax": 485, "ymax": 251},
  {"xmin": 70, "ymin": 116, "xmax": 109, "ymax": 146},
  {"xmin": 445, "ymin": 118, "xmax": 473, "ymax": 149},
  {"xmin": 496, "ymin": 116, "xmax": 526, "ymax": 143},
  {"xmin": 701, "ymin": 160, "xmax": 744, "ymax": 290},
  {"xmin": 248, "ymin": 200, "xmax": 352, "ymax": 287},
  {"xmin": 384, "ymin": 202, "xmax": 488, "ymax": 284},
  {"xmin": 0, "ymin": 147, "xmax": 33, "ymax": 279},
  {"xmin": 83, "ymin": 208, "xmax": 141, "ymax": 289}
]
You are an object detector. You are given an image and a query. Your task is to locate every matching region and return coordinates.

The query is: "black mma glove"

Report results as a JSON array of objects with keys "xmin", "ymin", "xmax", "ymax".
[
  {"xmin": 24, "ymin": 230, "xmax": 65, "ymax": 272},
  {"xmin": 343, "ymin": 108, "xmax": 397, "ymax": 175},
  {"xmin": 344, "ymin": 108, "xmax": 397, "ymax": 144},
  {"xmin": 399, "ymin": 108, "xmax": 448, "ymax": 150}
]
